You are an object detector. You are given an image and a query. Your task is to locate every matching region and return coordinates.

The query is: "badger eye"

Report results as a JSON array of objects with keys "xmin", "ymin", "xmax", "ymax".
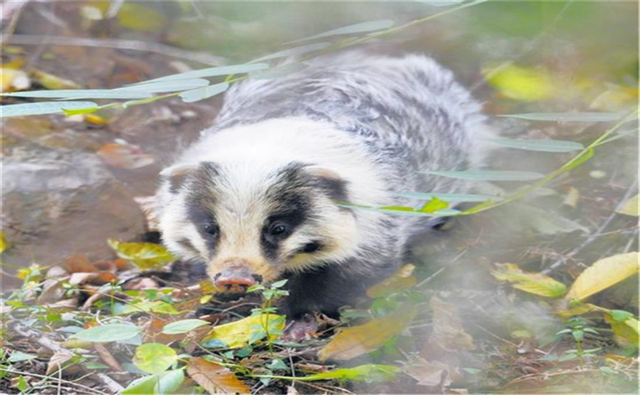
[
  {"xmin": 268, "ymin": 223, "xmax": 289, "ymax": 237},
  {"xmin": 203, "ymin": 223, "xmax": 218, "ymax": 236}
]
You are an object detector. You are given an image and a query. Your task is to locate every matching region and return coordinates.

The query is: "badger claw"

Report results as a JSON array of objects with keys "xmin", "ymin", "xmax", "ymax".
[{"xmin": 283, "ymin": 313, "xmax": 320, "ymax": 342}]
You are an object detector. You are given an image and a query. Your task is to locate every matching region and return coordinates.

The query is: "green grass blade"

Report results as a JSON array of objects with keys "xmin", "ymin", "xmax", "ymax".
[
  {"xmin": 138, "ymin": 63, "xmax": 270, "ymax": 84},
  {"xmin": 498, "ymin": 112, "xmax": 623, "ymax": 122},
  {"xmin": 0, "ymin": 101, "xmax": 98, "ymax": 118},
  {"xmin": 423, "ymin": 170, "xmax": 544, "ymax": 181},
  {"xmin": 483, "ymin": 138, "xmax": 584, "ymax": 152}
]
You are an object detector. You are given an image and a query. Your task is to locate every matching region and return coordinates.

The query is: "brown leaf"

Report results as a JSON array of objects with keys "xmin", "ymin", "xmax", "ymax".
[
  {"xmin": 97, "ymin": 143, "xmax": 155, "ymax": 169},
  {"xmin": 94, "ymin": 343, "xmax": 124, "ymax": 372},
  {"xmin": 367, "ymin": 264, "xmax": 417, "ymax": 298},
  {"xmin": 426, "ymin": 297, "xmax": 475, "ymax": 354},
  {"xmin": 65, "ymin": 253, "xmax": 98, "ymax": 273},
  {"xmin": 187, "ymin": 357, "xmax": 250, "ymax": 394},
  {"xmin": 318, "ymin": 306, "xmax": 417, "ymax": 361},
  {"xmin": 36, "ymin": 279, "xmax": 66, "ymax": 305},
  {"xmin": 46, "ymin": 350, "xmax": 74, "ymax": 375},
  {"xmin": 404, "ymin": 357, "xmax": 452, "ymax": 388}
]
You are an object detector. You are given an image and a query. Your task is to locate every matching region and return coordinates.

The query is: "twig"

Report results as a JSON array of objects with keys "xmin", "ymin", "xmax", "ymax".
[
  {"xmin": 0, "ymin": 368, "xmax": 108, "ymax": 395},
  {"xmin": 542, "ymin": 178, "xmax": 638, "ymax": 274},
  {"xmin": 2, "ymin": 34, "xmax": 226, "ymax": 66},
  {"xmin": 94, "ymin": 343, "xmax": 124, "ymax": 373},
  {"xmin": 11, "ymin": 322, "xmax": 125, "ymax": 394}
]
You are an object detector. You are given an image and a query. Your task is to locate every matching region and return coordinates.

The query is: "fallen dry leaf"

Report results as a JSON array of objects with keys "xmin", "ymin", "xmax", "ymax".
[
  {"xmin": 367, "ymin": 264, "xmax": 417, "ymax": 298},
  {"xmin": 318, "ymin": 306, "xmax": 416, "ymax": 361},
  {"xmin": 427, "ymin": 296, "xmax": 475, "ymax": 353},
  {"xmin": 97, "ymin": 143, "xmax": 155, "ymax": 169},
  {"xmin": 45, "ymin": 350, "xmax": 74, "ymax": 375},
  {"xmin": 187, "ymin": 357, "xmax": 250, "ymax": 394}
]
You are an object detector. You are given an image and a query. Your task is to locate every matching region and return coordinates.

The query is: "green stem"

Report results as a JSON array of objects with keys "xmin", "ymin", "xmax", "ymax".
[{"xmin": 461, "ymin": 110, "xmax": 638, "ymax": 215}]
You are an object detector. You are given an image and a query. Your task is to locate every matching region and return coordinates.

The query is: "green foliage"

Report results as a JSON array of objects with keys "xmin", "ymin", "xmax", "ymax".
[
  {"xmin": 72, "ymin": 323, "xmax": 141, "ymax": 343},
  {"xmin": 162, "ymin": 319, "xmax": 210, "ymax": 334},
  {"xmin": 133, "ymin": 343, "xmax": 179, "ymax": 374},
  {"xmin": 424, "ymin": 170, "xmax": 545, "ymax": 181},
  {"xmin": 483, "ymin": 138, "xmax": 584, "ymax": 153}
]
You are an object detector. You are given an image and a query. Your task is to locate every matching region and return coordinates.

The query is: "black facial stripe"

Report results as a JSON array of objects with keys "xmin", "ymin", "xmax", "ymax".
[
  {"xmin": 261, "ymin": 164, "xmax": 314, "ymax": 261},
  {"xmin": 184, "ymin": 162, "xmax": 221, "ymax": 258},
  {"xmin": 313, "ymin": 176, "xmax": 349, "ymax": 202}
]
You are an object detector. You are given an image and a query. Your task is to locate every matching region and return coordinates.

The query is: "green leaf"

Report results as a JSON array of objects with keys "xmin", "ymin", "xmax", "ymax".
[
  {"xmin": 290, "ymin": 20, "xmax": 395, "ymax": 43},
  {"xmin": 271, "ymin": 279, "xmax": 288, "ymax": 289},
  {"xmin": 133, "ymin": 343, "xmax": 178, "ymax": 374},
  {"xmin": 155, "ymin": 369, "xmax": 185, "ymax": 395},
  {"xmin": 389, "ymin": 191, "xmax": 499, "ymax": 202},
  {"xmin": 72, "ymin": 323, "xmax": 141, "ymax": 343},
  {"xmin": 250, "ymin": 63, "xmax": 307, "ymax": 80},
  {"xmin": 337, "ymin": 201, "xmax": 459, "ymax": 217},
  {"xmin": 162, "ymin": 319, "xmax": 210, "ymax": 334},
  {"xmin": 418, "ymin": 197, "xmax": 449, "ymax": 213},
  {"xmin": 0, "ymin": 101, "xmax": 98, "ymax": 118},
  {"xmin": 179, "ymin": 82, "xmax": 229, "ymax": 103},
  {"xmin": 116, "ymin": 78, "xmax": 210, "ymax": 93},
  {"xmin": 122, "ymin": 375, "xmax": 157, "ymax": 395},
  {"xmin": 252, "ymin": 43, "xmax": 331, "ymax": 62},
  {"xmin": 0, "ymin": 89, "xmax": 151, "ymax": 99},
  {"xmin": 610, "ymin": 310, "xmax": 635, "ymax": 323},
  {"xmin": 483, "ymin": 138, "xmax": 584, "ymax": 153},
  {"xmin": 118, "ymin": 300, "xmax": 179, "ymax": 315},
  {"xmin": 299, "ymin": 364, "xmax": 399, "ymax": 382},
  {"xmin": 7, "ymin": 351, "xmax": 37, "ymax": 363},
  {"xmin": 423, "ymin": 170, "xmax": 544, "ymax": 181},
  {"xmin": 499, "ymin": 112, "xmax": 623, "ymax": 122},
  {"xmin": 140, "ymin": 63, "xmax": 269, "ymax": 83},
  {"xmin": 16, "ymin": 376, "xmax": 29, "ymax": 392}
]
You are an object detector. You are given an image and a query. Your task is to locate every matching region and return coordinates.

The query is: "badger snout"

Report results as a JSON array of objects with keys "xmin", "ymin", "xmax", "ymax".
[{"xmin": 213, "ymin": 261, "xmax": 261, "ymax": 294}]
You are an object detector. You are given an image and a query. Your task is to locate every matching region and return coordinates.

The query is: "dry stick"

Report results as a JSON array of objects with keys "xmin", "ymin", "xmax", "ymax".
[
  {"xmin": 11, "ymin": 322, "xmax": 125, "ymax": 394},
  {"xmin": 542, "ymin": 178, "xmax": 639, "ymax": 275},
  {"xmin": 0, "ymin": 368, "xmax": 107, "ymax": 395},
  {"xmin": 2, "ymin": 34, "xmax": 226, "ymax": 66}
]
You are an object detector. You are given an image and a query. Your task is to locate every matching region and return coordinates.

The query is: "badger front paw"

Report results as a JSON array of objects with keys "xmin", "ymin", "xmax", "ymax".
[{"xmin": 283, "ymin": 313, "xmax": 320, "ymax": 342}]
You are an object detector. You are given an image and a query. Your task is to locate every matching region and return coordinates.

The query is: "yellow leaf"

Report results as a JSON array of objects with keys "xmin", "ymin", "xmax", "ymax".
[
  {"xmin": 616, "ymin": 194, "xmax": 639, "ymax": 217},
  {"xmin": 604, "ymin": 313, "xmax": 639, "ymax": 349},
  {"xmin": 566, "ymin": 252, "xmax": 639, "ymax": 302},
  {"xmin": 118, "ymin": 3, "xmax": 167, "ymax": 32},
  {"xmin": 1, "ymin": 68, "xmax": 30, "ymax": 92},
  {"xmin": 557, "ymin": 303, "xmax": 608, "ymax": 318},
  {"xmin": 107, "ymin": 239, "xmax": 174, "ymax": 269},
  {"xmin": 484, "ymin": 64, "xmax": 554, "ymax": 102},
  {"xmin": 367, "ymin": 264, "xmax": 417, "ymax": 298},
  {"xmin": 318, "ymin": 307, "xmax": 416, "ymax": 361},
  {"xmin": 492, "ymin": 263, "xmax": 567, "ymax": 298},
  {"xmin": 0, "ymin": 232, "xmax": 7, "ymax": 254},
  {"xmin": 203, "ymin": 314, "xmax": 284, "ymax": 349},
  {"xmin": 30, "ymin": 70, "xmax": 81, "ymax": 90}
]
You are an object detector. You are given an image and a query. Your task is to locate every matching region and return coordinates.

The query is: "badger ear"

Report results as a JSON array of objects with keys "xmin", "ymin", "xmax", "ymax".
[
  {"xmin": 305, "ymin": 165, "xmax": 348, "ymax": 201},
  {"xmin": 160, "ymin": 163, "xmax": 199, "ymax": 193}
]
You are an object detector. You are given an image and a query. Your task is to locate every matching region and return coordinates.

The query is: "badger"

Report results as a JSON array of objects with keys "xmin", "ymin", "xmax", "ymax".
[{"xmin": 155, "ymin": 51, "xmax": 492, "ymax": 331}]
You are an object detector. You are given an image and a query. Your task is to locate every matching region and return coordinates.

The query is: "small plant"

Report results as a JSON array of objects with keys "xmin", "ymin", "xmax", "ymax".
[
  {"xmin": 247, "ymin": 279, "xmax": 289, "ymax": 354},
  {"xmin": 556, "ymin": 317, "xmax": 601, "ymax": 364}
]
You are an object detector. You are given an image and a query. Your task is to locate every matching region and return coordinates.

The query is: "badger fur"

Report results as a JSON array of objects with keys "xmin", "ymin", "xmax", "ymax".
[{"xmin": 156, "ymin": 51, "xmax": 492, "ymax": 319}]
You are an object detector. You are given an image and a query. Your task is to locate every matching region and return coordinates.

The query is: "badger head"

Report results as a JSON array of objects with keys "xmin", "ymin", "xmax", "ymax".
[{"xmin": 157, "ymin": 161, "xmax": 357, "ymax": 293}]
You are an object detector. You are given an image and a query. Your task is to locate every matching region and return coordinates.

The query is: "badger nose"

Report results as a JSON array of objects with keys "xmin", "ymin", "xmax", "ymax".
[{"xmin": 214, "ymin": 264, "xmax": 259, "ymax": 293}]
